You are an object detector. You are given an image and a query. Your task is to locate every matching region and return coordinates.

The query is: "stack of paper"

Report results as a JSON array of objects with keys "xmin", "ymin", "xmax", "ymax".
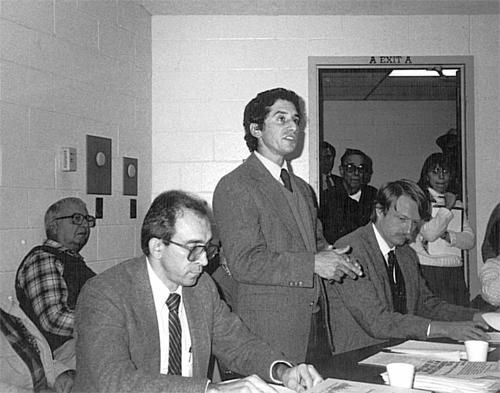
[
  {"xmin": 360, "ymin": 340, "xmax": 500, "ymax": 393},
  {"xmin": 381, "ymin": 372, "xmax": 500, "ymax": 393},
  {"xmin": 274, "ymin": 378, "xmax": 422, "ymax": 393}
]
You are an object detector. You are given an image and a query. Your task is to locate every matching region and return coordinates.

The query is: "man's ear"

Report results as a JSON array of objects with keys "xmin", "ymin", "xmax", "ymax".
[
  {"xmin": 249, "ymin": 123, "xmax": 262, "ymax": 138},
  {"xmin": 48, "ymin": 221, "xmax": 58, "ymax": 239},
  {"xmin": 339, "ymin": 165, "xmax": 344, "ymax": 177},
  {"xmin": 149, "ymin": 238, "xmax": 164, "ymax": 259},
  {"xmin": 375, "ymin": 206, "xmax": 384, "ymax": 221}
]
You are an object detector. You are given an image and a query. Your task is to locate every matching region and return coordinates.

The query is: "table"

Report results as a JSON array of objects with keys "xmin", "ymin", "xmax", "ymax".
[{"xmin": 313, "ymin": 339, "xmax": 500, "ymax": 385}]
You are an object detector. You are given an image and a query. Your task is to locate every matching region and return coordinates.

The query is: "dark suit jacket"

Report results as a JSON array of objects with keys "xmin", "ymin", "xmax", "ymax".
[
  {"xmin": 327, "ymin": 223, "xmax": 477, "ymax": 353},
  {"xmin": 319, "ymin": 184, "xmax": 377, "ymax": 244},
  {"xmin": 74, "ymin": 256, "xmax": 284, "ymax": 393},
  {"xmin": 213, "ymin": 153, "xmax": 330, "ymax": 363}
]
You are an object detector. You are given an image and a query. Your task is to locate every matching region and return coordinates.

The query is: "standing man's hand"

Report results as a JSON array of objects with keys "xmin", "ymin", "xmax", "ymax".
[{"xmin": 314, "ymin": 245, "xmax": 363, "ymax": 281}]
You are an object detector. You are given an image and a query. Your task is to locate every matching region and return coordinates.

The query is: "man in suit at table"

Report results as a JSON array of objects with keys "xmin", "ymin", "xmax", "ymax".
[
  {"xmin": 74, "ymin": 190, "xmax": 323, "ymax": 393},
  {"xmin": 212, "ymin": 88, "xmax": 363, "ymax": 365},
  {"xmin": 326, "ymin": 179, "xmax": 489, "ymax": 353}
]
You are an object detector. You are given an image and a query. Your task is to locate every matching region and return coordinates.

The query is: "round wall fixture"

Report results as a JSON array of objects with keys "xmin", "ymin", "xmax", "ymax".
[
  {"xmin": 96, "ymin": 152, "xmax": 106, "ymax": 167},
  {"xmin": 127, "ymin": 163, "xmax": 137, "ymax": 178}
]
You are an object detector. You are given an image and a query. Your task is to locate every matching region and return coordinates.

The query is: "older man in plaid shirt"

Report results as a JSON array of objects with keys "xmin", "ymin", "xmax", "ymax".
[{"xmin": 15, "ymin": 197, "xmax": 96, "ymax": 353}]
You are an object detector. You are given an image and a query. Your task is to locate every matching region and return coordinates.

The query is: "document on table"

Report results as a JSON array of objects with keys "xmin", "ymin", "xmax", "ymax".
[
  {"xmin": 272, "ymin": 378, "xmax": 422, "ymax": 392},
  {"xmin": 384, "ymin": 340, "xmax": 465, "ymax": 361}
]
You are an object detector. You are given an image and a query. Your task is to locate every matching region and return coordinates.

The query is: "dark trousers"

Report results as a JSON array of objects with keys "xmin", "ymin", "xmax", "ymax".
[{"xmin": 305, "ymin": 306, "xmax": 332, "ymax": 364}]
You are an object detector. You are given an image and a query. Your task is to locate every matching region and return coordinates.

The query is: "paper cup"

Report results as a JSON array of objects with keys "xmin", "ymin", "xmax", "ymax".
[
  {"xmin": 464, "ymin": 340, "xmax": 489, "ymax": 361},
  {"xmin": 386, "ymin": 363, "xmax": 415, "ymax": 388}
]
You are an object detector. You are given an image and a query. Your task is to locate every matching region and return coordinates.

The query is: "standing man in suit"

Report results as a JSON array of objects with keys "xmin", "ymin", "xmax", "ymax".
[
  {"xmin": 319, "ymin": 148, "xmax": 377, "ymax": 244},
  {"xmin": 74, "ymin": 190, "xmax": 323, "ymax": 393},
  {"xmin": 326, "ymin": 179, "xmax": 489, "ymax": 353},
  {"xmin": 319, "ymin": 141, "xmax": 342, "ymax": 208},
  {"xmin": 212, "ymin": 88, "xmax": 363, "ymax": 365}
]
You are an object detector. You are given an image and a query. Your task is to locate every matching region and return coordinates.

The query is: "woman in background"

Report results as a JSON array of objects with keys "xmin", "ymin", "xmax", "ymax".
[{"xmin": 411, "ymin": 153, "xmax": 475, "ymax": 306}]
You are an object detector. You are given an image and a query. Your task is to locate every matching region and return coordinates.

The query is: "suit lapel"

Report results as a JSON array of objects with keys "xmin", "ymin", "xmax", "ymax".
[
  {"xmin": 244, "ymin": 154, "xmax": 307, "ymax": 248},
  {"xmin": 364, "ymin": 225, "xmax": 395, "ymax": 309},
  {"xmin": 183, "ymin": 284, "xmax": 210, "ymax": 377},
  {"xmin": 130, "ymin": 257, "xmax": 162, "ymax": 369}
]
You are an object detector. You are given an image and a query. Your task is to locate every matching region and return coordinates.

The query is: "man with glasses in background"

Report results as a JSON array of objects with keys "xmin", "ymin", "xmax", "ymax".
[
  {"xmin": 16, "ymin": 197, "xmax": 96, "ymax": 354},
  {"xmin": 319, "ymin": 148, "xmax": 377, "ymax": 244},
  {"xmin": 74, "ymin": 190, "xmax": 323, "ymax": 393}
]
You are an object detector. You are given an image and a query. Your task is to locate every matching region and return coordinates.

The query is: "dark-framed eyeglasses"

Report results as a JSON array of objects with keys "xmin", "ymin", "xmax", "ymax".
[
  {"xmin": 54, "ymin": 213, "xmax": 96, "ymax": 228},
  {"xmin": 342, "ymin": 163, "xmax": 367, "ymax": 174},
  {"xmin": 167, "ymin": 240, "xmax": 220, "ymax": 262}
]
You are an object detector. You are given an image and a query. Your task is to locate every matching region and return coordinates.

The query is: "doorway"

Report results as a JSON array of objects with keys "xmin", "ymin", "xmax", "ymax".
[{"xmin": 308, "ymin": 55, "xmax": 478, "ymax": 294}]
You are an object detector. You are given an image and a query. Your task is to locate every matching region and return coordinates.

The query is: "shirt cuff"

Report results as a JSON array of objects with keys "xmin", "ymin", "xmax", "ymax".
[
  {"xmin": 426, "ymin": 322, "xmax": 432, "ymax": 338},
  {"xmin": 270, "ymin": 360, "xmax": 293, "ymax": 384}
]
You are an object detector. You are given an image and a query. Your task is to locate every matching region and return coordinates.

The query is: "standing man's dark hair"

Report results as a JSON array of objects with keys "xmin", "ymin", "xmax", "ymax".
[
  {"xmin": 141, "ymin": 190, "xmax": 209, "ymax": 256},
  {"xmin": 243, "ymin": 88, "xmax": 302, "ymax": 152}
]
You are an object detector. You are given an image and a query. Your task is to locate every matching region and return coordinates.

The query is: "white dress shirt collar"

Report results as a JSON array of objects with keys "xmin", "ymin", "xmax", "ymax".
[
  {"xmin": 255, "ymin": 151, "xmax": 287, "ymax": 183},
  {"xmin": 372, "ymin": 223, "xmax": 395, "ymax": 264},
  {"xmin": 349, "ymin": 189, "xmax": 362, "ymax": 202}
]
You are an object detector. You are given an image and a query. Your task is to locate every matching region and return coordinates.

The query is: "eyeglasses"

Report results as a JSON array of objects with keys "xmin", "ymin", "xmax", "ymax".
[
  {"xmin": 342, "ymin": 164, "xmax": 368, "ymax": 174},
  {"xmin": 430, "ymin": 167, "xmax": 450, "ymax": 175},
  {"xmin": 54, "ymin": 213, "xmax": 96, "ymax": 228},
  {"xmin": 167, "ymin": 240, "xmax": 220, "ymax": 262}
]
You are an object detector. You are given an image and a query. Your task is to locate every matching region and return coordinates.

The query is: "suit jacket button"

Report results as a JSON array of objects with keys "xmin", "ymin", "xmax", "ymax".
[
  {"xmin": 298, "ymin": 281, "xmax": 303, "ymax": 286},
  {"xmin": 289, "ymin": 282, "xmax": 294, "ymax": 286},
  {"xmin": 309, "ymin": 301, "xmax": 314, "ymax": 306}
]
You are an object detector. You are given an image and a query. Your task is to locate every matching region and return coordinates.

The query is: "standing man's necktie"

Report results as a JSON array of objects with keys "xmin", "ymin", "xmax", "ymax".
[
  {"xmin": 166, "ymin": 293, "xmax": 182, "ymax": 375},
  {"xmin": 280, "ymin": 168, "xmax": 293, "ymax": 193},
  {"xmin": 387, "ymin": 251, "xmax": 407, "ymax": 314}
]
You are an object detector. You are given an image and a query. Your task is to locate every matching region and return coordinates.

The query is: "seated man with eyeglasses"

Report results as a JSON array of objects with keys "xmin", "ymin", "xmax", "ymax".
[
  {"xmin": 319, "ymin": 148, "xmax": 378, "ymax": 244},
  {"xmin": 16, "ymin": 197, "xmax": 96, "ymax": 354},
  {"xmin": 74, "ymin": 190, "xmax": 323, "ymax": 393}
]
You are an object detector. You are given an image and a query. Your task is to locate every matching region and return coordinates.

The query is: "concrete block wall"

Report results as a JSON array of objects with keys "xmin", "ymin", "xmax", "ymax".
[
  {"xmin": 0, "ymin": 0, "xmax": 152, "ymax": 300},
  {"xmin": 152, "ymin": 13, "xmax": 499, "ymax": 296}
]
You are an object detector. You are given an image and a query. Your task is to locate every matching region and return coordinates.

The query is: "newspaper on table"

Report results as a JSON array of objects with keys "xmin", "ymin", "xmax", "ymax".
[
  {"xmin": 272, "ymin": 377, "xmax": 423, "ymax": 393},
  {"xmin": 360, "ymin": 350, "xmax": 500, "ymax": 393}
]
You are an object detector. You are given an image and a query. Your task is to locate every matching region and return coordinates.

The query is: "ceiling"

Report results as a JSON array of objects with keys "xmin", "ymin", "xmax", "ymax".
[
  {"xmin": 135, "ymin": 0, "xmax": 499, "ymax": 16},
  {"xmin": 320, "ymin": 69, "xmax": 458, "ymax": 101}
]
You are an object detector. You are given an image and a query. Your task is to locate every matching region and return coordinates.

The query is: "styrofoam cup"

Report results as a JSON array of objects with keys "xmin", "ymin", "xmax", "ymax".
[
  {"xmin": 464, "ymin": 340, "xmax": 489, "ymax": 361},
  {"xmin": 386, "ymin": 362, "xmax": 415, "ymax": 388}
]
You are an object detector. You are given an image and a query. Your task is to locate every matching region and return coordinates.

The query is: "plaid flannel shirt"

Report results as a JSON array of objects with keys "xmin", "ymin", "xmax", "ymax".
[
  {"xmin": 1, "ymin": 307, "xmax": 48, "ymax": 391},
  {"xmin": 16, "ymin": 240, "xmax": 80, "ymax": 337}
]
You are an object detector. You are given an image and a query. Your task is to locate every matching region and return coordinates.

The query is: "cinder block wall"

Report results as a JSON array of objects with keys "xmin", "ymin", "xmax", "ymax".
[
  {"xmin": 0, "ymin": 0, "xmax": 152, "ymax": 300},
  {"xmin": 152, "ymin": 14, "xmax": 499, "ymax": 296}
]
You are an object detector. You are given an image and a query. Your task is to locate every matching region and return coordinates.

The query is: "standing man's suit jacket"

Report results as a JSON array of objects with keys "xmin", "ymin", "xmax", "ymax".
[
  {"xmin": 213, "ymin": 153, "xmax": 330, "ymax": 364},
  {"xmin": 74, "ymin": 256, "xmax": 284, "ymax": 393},
  {"xmin": 327, "ymin": 223, "xmax": 477, "ymax": 353}
]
